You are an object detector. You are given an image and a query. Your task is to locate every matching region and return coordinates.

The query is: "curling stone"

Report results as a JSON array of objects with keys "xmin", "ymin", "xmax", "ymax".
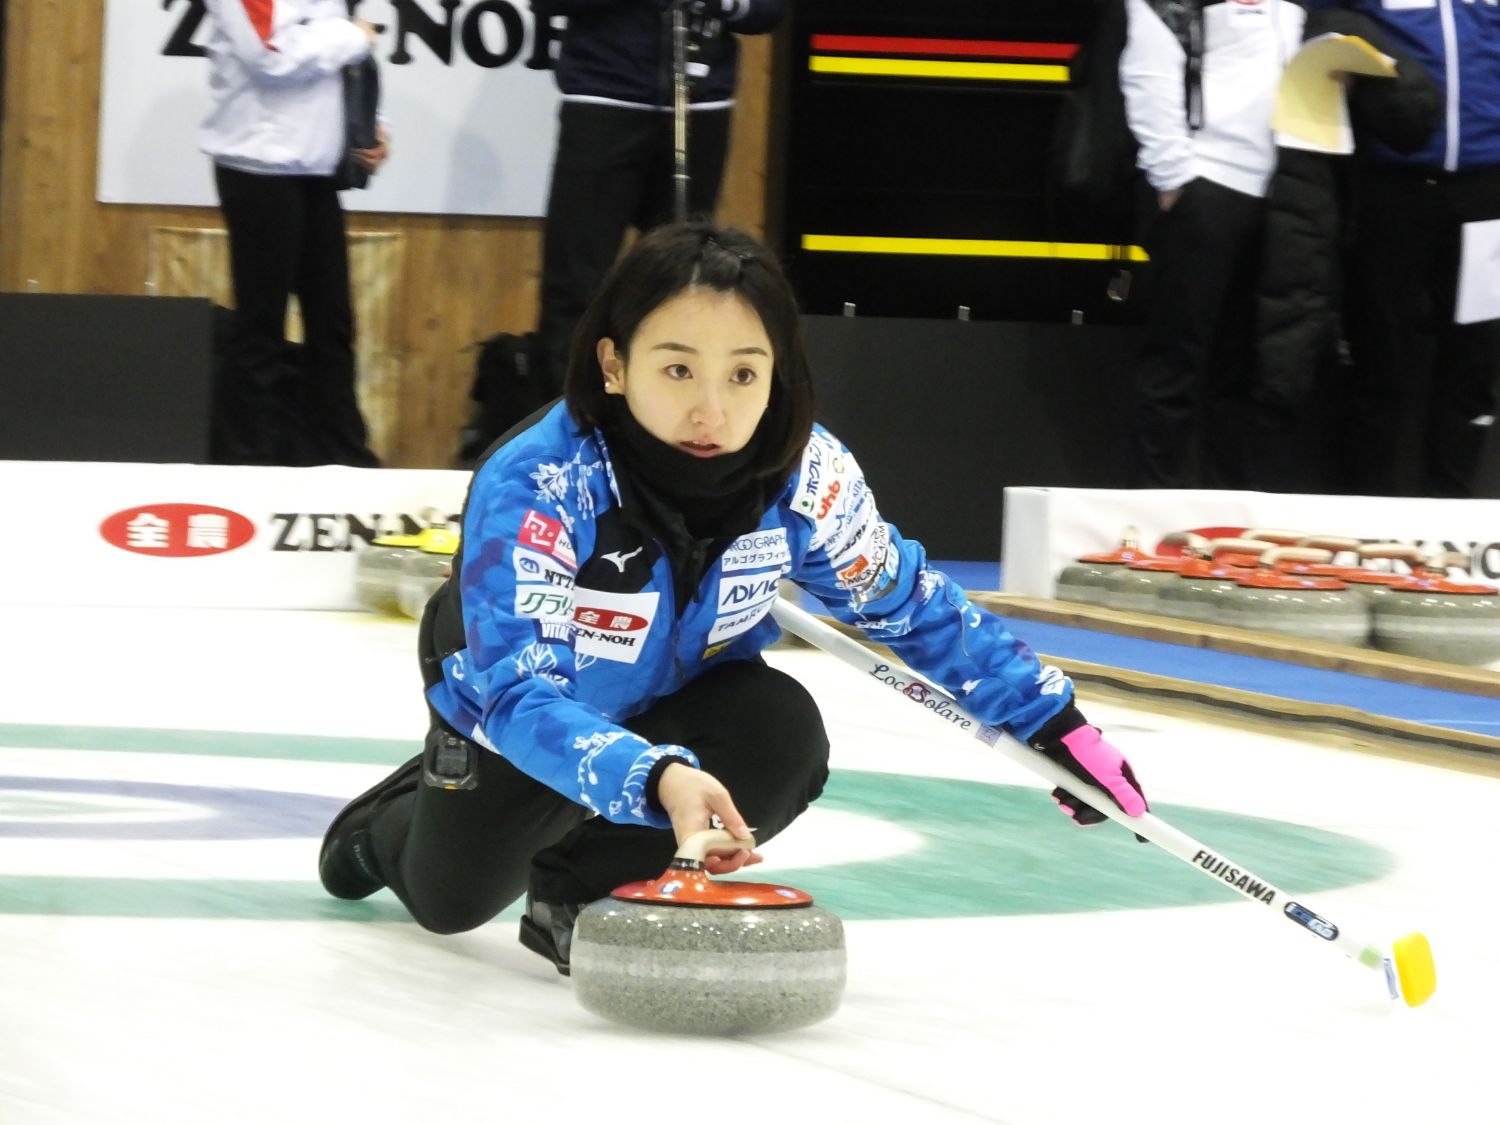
[
  {"xmin": 1098, "ymin": 532, "xmax": 1207, "ymax": 615},
  {"xmin": 354, "ymin": 534, "xmax": 425, "ymax": 615},
  {"xmin": 396, "ymin": 528, "xmax": 460, "ymax": 619},
  {"xmin": 570, "ymin": 829, "xmax": 846, "ymax": 1036},
  {"xmin": 1369, "ymin": 551, "xmax": 1500, "ymax": 665},
  {"xmin": 1154, "ymin": 538, "xmax": 1273, "ymax": 622},
  {"xmin": 1053, "ymin": 526, "xmax": 1151, "ymax": 606},
  {"xmin": 1215, "ymin": 547, "xmax": 1368, "ymax": 647}
]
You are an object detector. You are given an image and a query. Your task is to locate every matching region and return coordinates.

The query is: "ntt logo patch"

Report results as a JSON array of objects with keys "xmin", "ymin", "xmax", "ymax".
[{"xmin": 100, "ymin": 504, "xmax": 256, "ymax": 557}]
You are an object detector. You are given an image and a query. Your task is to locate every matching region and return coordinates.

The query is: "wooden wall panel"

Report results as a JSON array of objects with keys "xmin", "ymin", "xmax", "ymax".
[{"xmin": 0, "ymin": 0, "xmax": 773, "ymax": 468}]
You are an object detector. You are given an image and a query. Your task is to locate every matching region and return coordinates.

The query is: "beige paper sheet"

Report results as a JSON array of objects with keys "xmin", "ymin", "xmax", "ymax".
[{"xmin": 1272, "ymin": 34, "xmax": 1397, "ymax": 155}]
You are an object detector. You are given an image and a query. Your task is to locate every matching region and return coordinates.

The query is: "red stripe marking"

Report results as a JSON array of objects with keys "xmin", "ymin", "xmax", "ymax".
[
  {"xmin": 241, "ymin": 0, "xmax": 276, "ymax": 48},
  {"xmin": 810, "ymin": 34, "xmax": 1078, "ymax": 61}
]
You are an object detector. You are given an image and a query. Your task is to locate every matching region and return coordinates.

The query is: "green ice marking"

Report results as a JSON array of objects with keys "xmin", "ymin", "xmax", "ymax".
[
  {"xmin": 0, "ymin": 723, "xmax": 1395, "ymax": 922},
  {"xmin": 0, "ymin": 723, "xmax": 413, "ymax": 764}
]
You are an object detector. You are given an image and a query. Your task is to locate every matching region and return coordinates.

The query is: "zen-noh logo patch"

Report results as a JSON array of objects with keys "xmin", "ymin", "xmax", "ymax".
[{"xmin": 100, "ymin": 504, "xmax": 256, "ymax": 557}]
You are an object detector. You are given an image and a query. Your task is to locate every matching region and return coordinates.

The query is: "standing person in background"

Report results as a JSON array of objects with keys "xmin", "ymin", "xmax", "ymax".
[
  {"xmin": 529, "ymin": 0, "xmax": 784, "ymax": 399},
  {"xmin": 201, "ymin": 0, "xmax": 389, "ymax": 468},
  {"xmin": 1338, "ymin": 0, "xmax": 1500, "ymax": 498},
  {"xmin": 1121, "ymin": 0, "xmax": 1308, "ymax": 488},
  {"xmin": 1250, "ymin": 8, "xmax": 1440, "ymax": 495}
]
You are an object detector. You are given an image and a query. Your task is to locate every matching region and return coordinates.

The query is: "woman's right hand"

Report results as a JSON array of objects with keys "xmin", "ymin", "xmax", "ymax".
[{"xmin": 656, "ymin": 762, "xmax": 762, "ymax": 875}]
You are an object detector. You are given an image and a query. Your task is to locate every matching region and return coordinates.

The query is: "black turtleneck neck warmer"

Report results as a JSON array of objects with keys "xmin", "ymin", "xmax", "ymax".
[{"xmin": 602, "ymin": 401, "xmax": 787, "ymax": 609}]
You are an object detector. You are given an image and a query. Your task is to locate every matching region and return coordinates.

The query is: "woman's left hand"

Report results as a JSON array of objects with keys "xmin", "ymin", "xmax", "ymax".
[{"xmin": 353, "ymin": 126, "xmax": 391, "ymax": 175}]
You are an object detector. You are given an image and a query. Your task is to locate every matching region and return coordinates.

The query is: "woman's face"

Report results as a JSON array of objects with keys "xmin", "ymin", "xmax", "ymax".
[{"xmin": 598, "ymin": 287, "xmax": 774, "ymax": 458}]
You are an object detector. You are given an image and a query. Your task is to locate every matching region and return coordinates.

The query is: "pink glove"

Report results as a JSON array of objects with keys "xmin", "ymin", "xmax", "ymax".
[{"xmin": 1027, "ymin": 706, "xmax": 1148, "ymax": 828}]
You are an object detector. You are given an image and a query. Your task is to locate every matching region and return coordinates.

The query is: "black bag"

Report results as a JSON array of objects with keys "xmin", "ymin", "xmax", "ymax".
[
  {"xmin": 456, "ymin": 331, "xmax": 552, "ymax": 467},
  {"xmin": 333, "ymin": 56, "xmax": 380, "ymax": 191},
  {"xmin": 1049, "ymin": 0, "xmax": 1139, "ymax": 223},
  {"xmin": 1049, "ymin": 0, "xmax": 1204, "ymax": 224}
]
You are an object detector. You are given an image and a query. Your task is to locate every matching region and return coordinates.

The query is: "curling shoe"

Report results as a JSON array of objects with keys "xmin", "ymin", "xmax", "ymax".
[
  {"xmin": 518, "ymin": 896, "xmax": 585, "ymax": 976},
  {"xmin": 317, "ymin": 755, "xmax": 421, "ymax": 900}
]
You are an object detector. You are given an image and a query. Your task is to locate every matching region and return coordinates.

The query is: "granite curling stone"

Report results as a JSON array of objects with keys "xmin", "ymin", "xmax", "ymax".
[{"xmin": 570, "ymin": 829, "xmax": 846, "ymax": 1036}]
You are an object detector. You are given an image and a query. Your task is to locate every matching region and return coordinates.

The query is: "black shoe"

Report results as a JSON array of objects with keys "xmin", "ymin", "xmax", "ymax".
[
  {"xmin": 518, "ymin": 896, "xmax": 585, "ymax": 976},
  {"xmin": 318, "ymin": 755, "xmax": 422, "ymax": 900}
]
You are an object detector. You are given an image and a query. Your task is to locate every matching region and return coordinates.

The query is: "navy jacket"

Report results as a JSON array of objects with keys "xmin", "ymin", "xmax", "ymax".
[
  {"xmin": 533, "ymin": 0, "xmax": 784, "ymax": 107},
  {"xmin": 1342, "ymin": 0, "xmax": 1500, "ymax": 170}
]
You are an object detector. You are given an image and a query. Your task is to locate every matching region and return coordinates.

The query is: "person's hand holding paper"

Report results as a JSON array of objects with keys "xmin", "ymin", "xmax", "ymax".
[{"xmin": 1273, "ymin": 34, "xmax": 1398, "ymax": 155}]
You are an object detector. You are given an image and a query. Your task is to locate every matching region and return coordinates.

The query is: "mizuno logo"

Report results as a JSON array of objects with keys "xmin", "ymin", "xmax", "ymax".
[{"xmin": 601, "ymin": 547, "xmax": 643, "ymax": 572}]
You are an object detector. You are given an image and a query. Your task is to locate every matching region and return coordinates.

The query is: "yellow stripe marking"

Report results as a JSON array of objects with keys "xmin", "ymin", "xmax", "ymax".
[
  {"xmin": 801, "ymin": 234, "xmax": 1149, "ymax": 262},
  {"xmin": 809, "ymin": 55, "xmax": 1070, "ymax": 83}
]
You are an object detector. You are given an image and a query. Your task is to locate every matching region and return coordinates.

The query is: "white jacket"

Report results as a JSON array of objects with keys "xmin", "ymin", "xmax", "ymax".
[
  {"xmin": 1121, "ymin": 0, "xmax": 1305, "ymax": 198},
  {"xmin": 200, "ymin": 0, "xmax": 371, "ymax": 177}
]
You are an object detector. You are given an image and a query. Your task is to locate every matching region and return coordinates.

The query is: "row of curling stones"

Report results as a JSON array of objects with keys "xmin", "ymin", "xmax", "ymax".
[
  {"xmin": 1060, "ymin": 528, "xmax": 1500, "ymax": 661},
  {"xmin": 1059, "ymin": 534, "xmax": 1365, "ymax": 645},
  {"xmin": 1058, "ymin": 525, "xmax": 1322, "ymax": 612},
  {"xmin": 354, "ymin": 527, "xmax": 460, "ymax": 618},
  {"xmin": 1054, "ymin": 527, "xmax": 1201, "ymax": 609},
  {"xmin": 1161, "ymin": 540, "xmax": 1500, "ymax": 660},
  {"xmin": 570, "ymin": 828, "xmax": 846, "ymax": 1036},
  {"xmin": 1122, "ymin": 542, "xmax": 1381, "ymax": 646}
]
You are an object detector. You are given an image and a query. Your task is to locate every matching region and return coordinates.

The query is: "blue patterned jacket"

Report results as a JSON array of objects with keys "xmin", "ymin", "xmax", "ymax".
[{"xmin": 425, "ymin": 403, "xmax": 1074, "ymax": 829}]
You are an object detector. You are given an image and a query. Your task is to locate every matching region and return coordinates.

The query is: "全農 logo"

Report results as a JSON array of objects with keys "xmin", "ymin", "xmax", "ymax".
[{"xmin": 100, "ymin": 504, "xmax": 256, "ymax": 557}]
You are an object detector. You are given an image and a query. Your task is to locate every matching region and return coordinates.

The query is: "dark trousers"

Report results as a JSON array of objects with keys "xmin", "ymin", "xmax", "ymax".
[
  {"xmin": 1344, "ymin": 164, "xmax": 1500, "ymax": 498},
  {"xmin": 1132, "ymin": 178, "xmax": 1267, "ymax": 489},
  {"xmin": 536, "ymin": 102, "xmax": 732, "ymax": 396},
  {"xmin": 366, "ymin": 659, "xmax": 830, "ymax": 935},
  {"xmin": 213, "ymin": 164, "xmax": 377, "ymax": 467}
]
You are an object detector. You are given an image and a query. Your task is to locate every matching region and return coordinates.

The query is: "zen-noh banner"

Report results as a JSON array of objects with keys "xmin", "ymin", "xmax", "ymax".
[{"xmin": 97, "ymin": 0, "xmax": 563, "ymax": 217}]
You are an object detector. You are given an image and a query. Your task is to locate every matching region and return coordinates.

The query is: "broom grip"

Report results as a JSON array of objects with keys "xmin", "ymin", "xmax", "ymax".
[{"xmin": 768, "ymin": 597, "xmax": 1390, "ymax": 972}]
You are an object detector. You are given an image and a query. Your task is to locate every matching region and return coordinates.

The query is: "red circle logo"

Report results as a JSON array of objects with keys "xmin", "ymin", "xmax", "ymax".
[
  {"xmin": 100, "ymin": 504, "xmax": 256, "ymax": 557},
  {"xmin": 573, "ymin": 608, "xmax": 648, "ymax": 631}
]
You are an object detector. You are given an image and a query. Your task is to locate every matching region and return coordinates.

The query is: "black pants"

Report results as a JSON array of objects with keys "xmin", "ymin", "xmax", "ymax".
[
  {"xmin": 536, "ymin": 102, "xmax": 732, "ymax": 396},
  {"xmin": 365, "ymin": 659, "xmax": 830, "ymax": 935},
  {"xmin": 1344, "ymin": 164, "xmax": 1500, "ymax": 498},
  {"xmin": 213, "ymin": 164, "xmax": 377, "ymax": 467},
  {"xmin": 1132, "ymin": 178, "xmax": 1267, "ymax": 489}
]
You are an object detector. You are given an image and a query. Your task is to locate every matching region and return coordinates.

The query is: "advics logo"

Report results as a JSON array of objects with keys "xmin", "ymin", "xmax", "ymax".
[{"xmin": 100, "ymin": 504, "xmax": 256, "ymax": 557}]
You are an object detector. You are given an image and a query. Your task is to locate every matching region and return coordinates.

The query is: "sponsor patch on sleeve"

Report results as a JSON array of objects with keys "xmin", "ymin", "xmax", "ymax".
[
  {"xmin": 513, "ymin": 545, "xmax": 576, "ymax": 588},
  {"xmin": 517, "ymin": 509, "xmax": 577, "ymax": 568},
  {"xmin": 792, "ymin": 431, "xmax": 848, "ymax": 518},
  {"xmin": 514, "ymin": 584, "xmax": 575, "ymax": 622}
]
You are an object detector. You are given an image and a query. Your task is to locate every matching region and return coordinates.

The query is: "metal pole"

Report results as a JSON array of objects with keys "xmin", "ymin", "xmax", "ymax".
[{"xmin": 670, "ymin": 0, "xmax": 691, "ymax": 222}]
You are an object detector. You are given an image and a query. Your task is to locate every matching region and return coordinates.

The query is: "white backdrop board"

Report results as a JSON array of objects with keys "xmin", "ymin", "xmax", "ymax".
[
  {"xmin": 98, "ymin": 0, "xmax": 563, "ymax": 217},
  {"xmin": 0, "ymin": 461, "xmax": 470, "ymax": 609},
  {"xmin": 1002, "ymin": 487, "xmax": 1500, "ymax": 599}
]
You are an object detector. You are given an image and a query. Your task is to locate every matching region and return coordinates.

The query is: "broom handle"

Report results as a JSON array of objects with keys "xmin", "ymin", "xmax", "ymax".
[{"xmin": 768, "ymin": 598, "xmax": 1392, "ymax": 976}]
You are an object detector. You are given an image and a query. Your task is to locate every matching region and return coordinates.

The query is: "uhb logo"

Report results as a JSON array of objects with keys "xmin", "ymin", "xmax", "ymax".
[{"xmin": 100, "ymin": 504, "xmax": 255, "ymax": 557}]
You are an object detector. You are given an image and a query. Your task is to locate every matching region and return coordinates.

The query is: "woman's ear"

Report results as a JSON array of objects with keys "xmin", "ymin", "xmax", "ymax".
[{"xmin": 597, "ymin": 338, "xmax": 625, "ymax": 395}]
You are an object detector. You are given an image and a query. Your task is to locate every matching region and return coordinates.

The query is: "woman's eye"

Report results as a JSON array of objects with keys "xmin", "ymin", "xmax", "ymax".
[
  {"xmin": 731, "ymin": 367, "xmax": 758, "ymax": 385},
  {"xmin": 665, "ymin": 364, "xmax": 692, "ymax": 380}
]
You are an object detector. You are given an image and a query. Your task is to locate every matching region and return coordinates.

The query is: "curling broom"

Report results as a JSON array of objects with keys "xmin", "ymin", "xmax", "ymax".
[{"xmin": 770, "ymin": 598, "xmax": 1437, "ymax": 1008}]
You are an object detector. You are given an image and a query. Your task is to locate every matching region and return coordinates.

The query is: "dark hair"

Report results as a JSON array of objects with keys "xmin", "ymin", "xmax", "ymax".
[{"xmin": 563, "ymin": 221, "xmax": 815, "ymax": 481}]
